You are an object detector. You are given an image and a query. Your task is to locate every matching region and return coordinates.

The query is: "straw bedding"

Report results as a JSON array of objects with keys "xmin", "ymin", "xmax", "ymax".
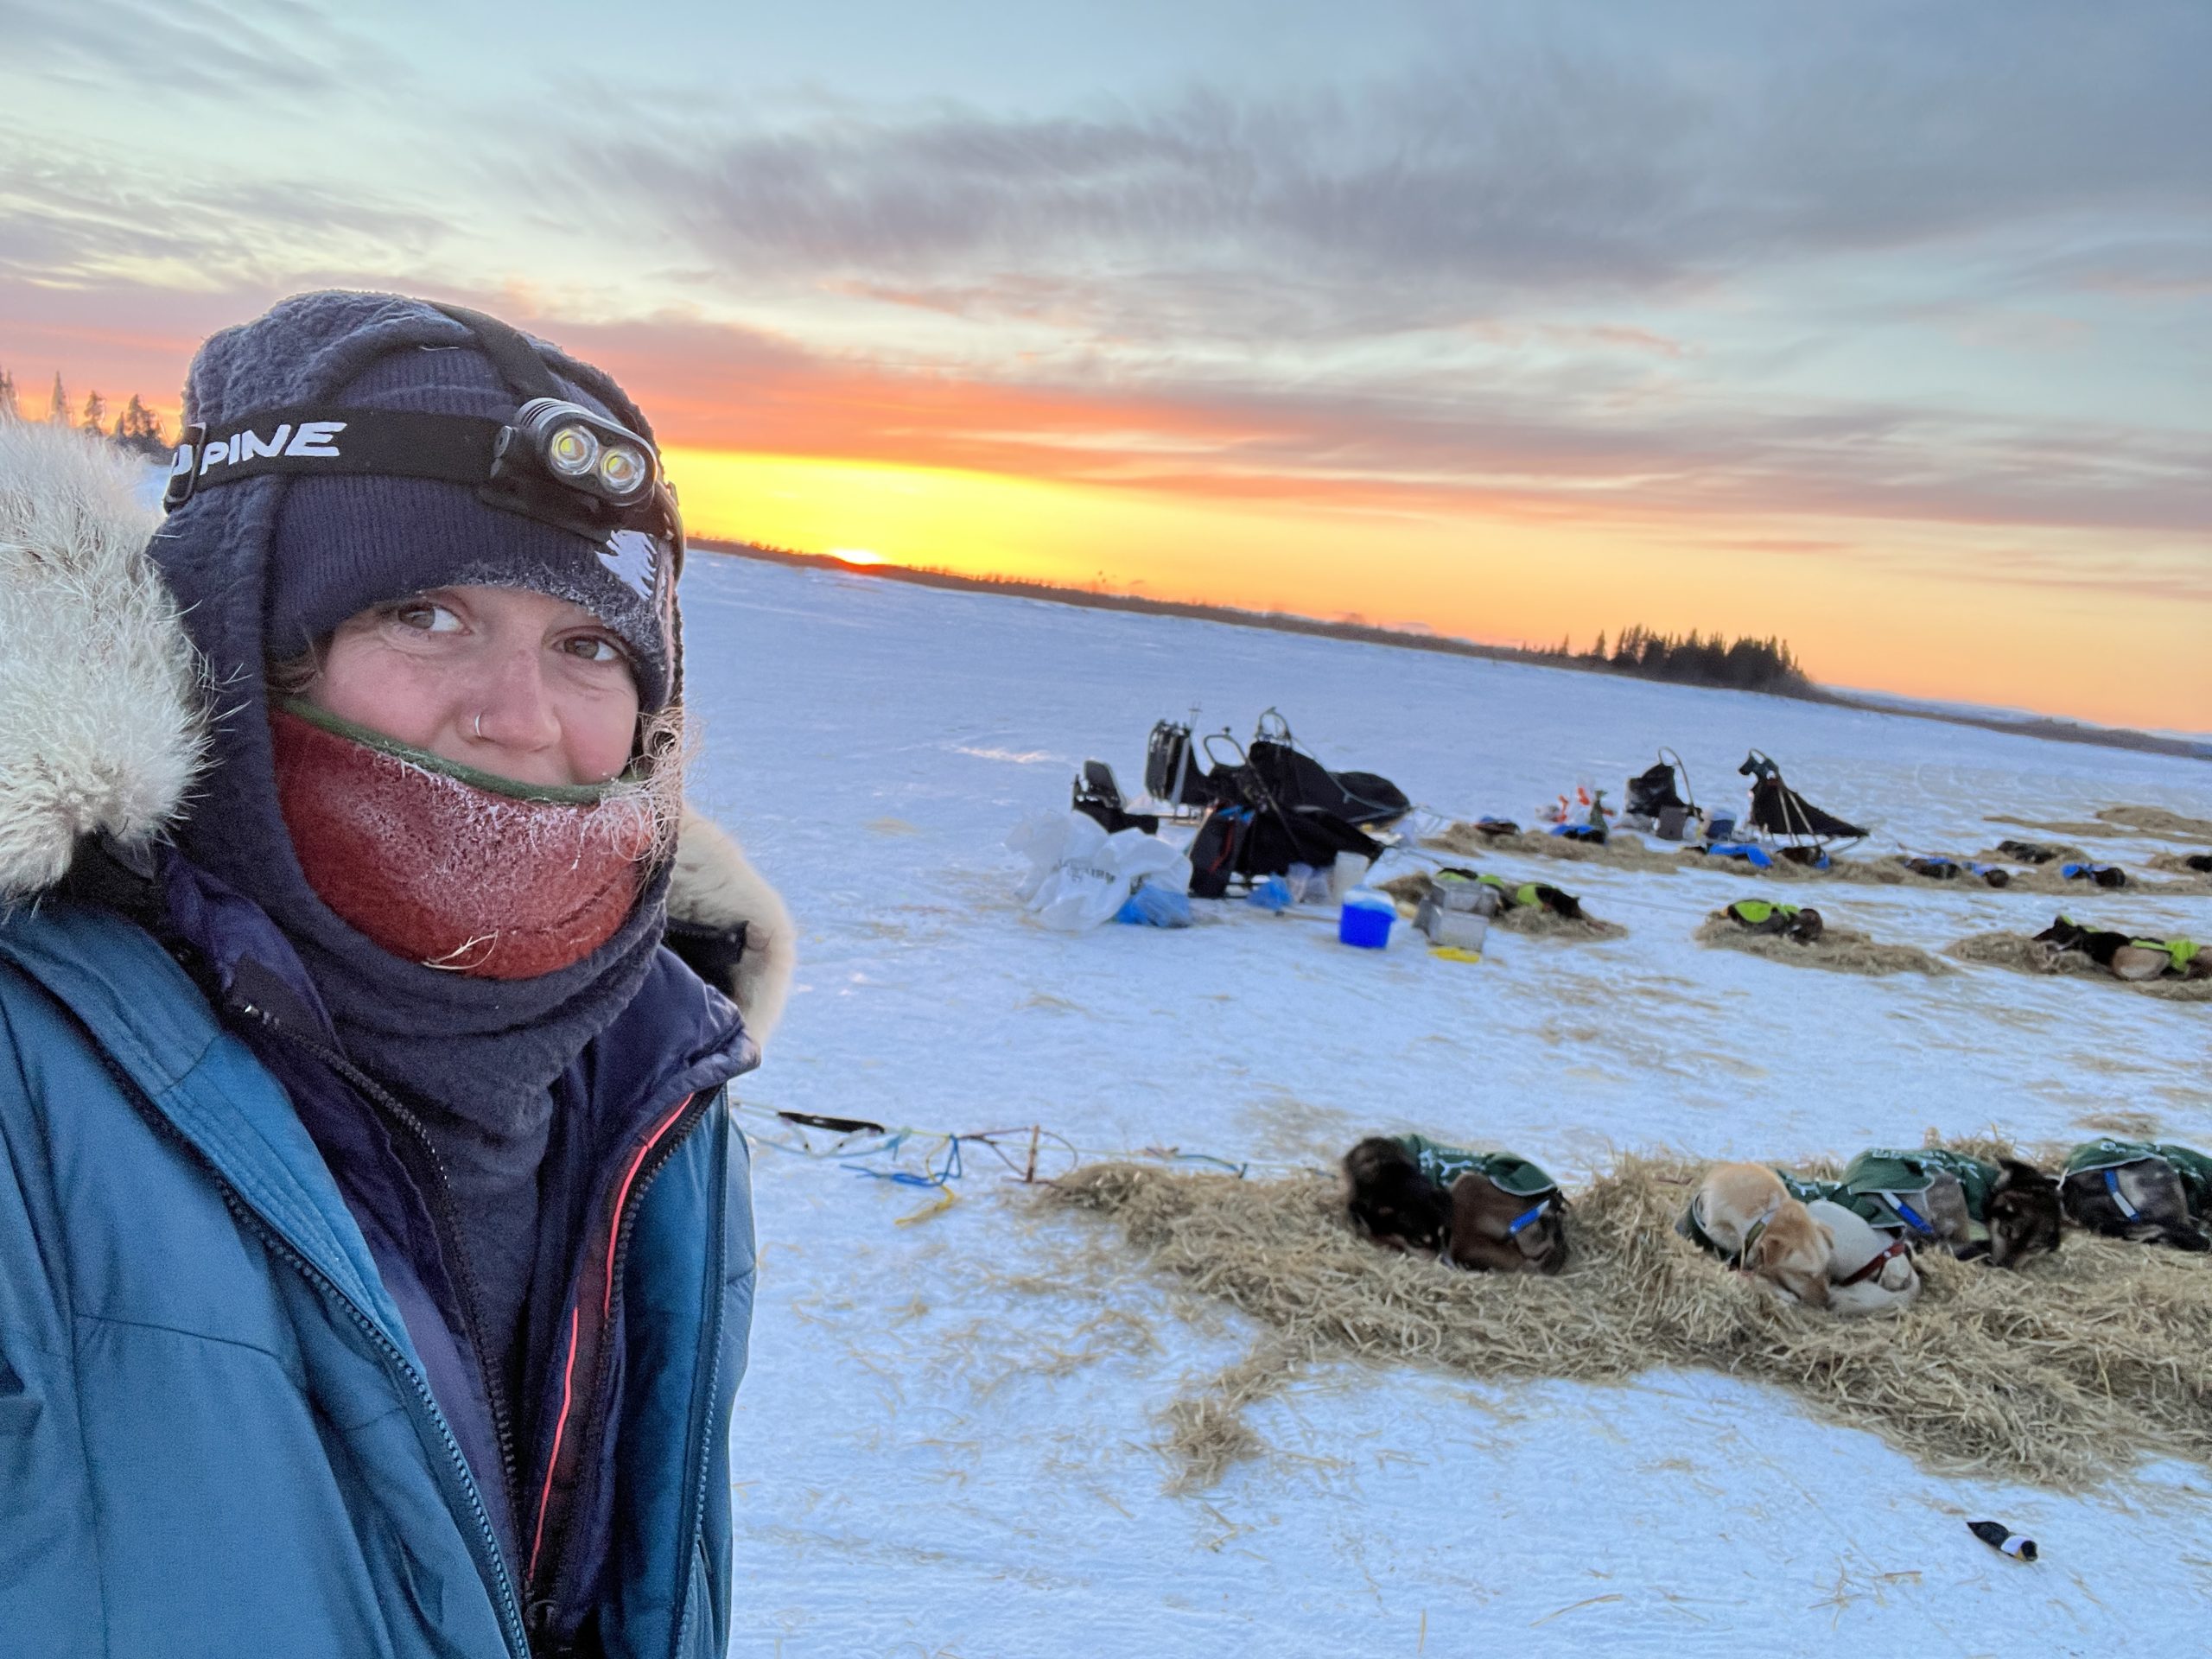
[
  {"xmin": 1493, "ymin": 905, "xmax": 1628, "ymax": 941},
  {"xmin": 1428, "ymin": 823, "xmax": 2206, "ymax": 897},
  {"xmin": 1694, "ymin": 915, "xmax": 1951, "ymax": 976},
  {"xmin": 1046, "ymin": 1155, "xmax": 2212, "ymax": 1492},
  {"xmin": 1975, "ymin": 841, "xmax": 2088, "ymax": 866},
  {"xmin": 1429, "ymin": 823, "xmax": 1687, "ymax": 873},
  {"xmin": 1376, "ymin": 872, "xmax": 1626, "ymax": 942},
  {"xmin": 1946, "ymin": 931, "xmax": 2212, "ymax": 1002},
  {"xmin": 2096, "ymin": 804, "xmax": 2212, "ymax": 840},
  {"xmin": 1989, "ymin": 805, "xmax": 2212, "ymax": 842},
  {"xmin": 1834, "ymin": 859, "xmax": 2209, "ymax": 897},
  {"xmin": 2148, "ymin": 849, "xmax": 2212, "ymax": 879}
]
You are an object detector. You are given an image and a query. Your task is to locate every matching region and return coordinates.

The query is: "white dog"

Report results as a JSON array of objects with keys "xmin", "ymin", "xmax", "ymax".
[{"xmin": 1808, "ymin": 1199, "xmax": 1921, "ymax": 1316}]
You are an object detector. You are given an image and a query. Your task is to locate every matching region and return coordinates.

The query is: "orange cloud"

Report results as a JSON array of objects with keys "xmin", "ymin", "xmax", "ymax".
[{"xmin": 5, "ymin": 283, "xmax": 2204, "ymax": 728}]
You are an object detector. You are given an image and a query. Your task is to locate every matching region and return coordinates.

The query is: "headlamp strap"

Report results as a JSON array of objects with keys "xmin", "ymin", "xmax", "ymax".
[
  {"xmin": 164, "ymin": 406, "xmax": 504, "ymax": 509},
  {"xmin": 429, "ymin": 302, "xmax": 569, "ymax": 402},
  {"xmin": 162, "ymin": 404, "xmax": 682, "ymax": 575}
]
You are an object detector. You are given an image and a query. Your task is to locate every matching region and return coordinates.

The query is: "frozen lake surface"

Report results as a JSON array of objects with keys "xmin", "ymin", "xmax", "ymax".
[{"xmin": 680, "ymin": 552, "xmax": 2211, "ymax": 1657}]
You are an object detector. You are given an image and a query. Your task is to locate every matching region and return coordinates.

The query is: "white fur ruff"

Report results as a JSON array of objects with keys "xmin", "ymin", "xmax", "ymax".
[{"xmin": 0, "ymin": 424, "xmax": 206, "ymax": 900}]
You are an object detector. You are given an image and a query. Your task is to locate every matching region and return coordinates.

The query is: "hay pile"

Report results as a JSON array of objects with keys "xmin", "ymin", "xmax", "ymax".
[
  {"xmin": 1493, "ymin": 905, "xmax": 1628, "ymax": 941},
  {"xmin": 1988, "ymin": 805, "xmax": 2212, "ymax": 842},
  {"xmin": 1975, "ymin": 841, "xmax": 2088, "ymax": 866},
  {"xmin": 2096, "ymin": 804, "xmax": 2212, "ymax": 840},
  {"xmin": 1376, "ymin": 872, "xmax": 1627, "ymax": 943},
  {"xmin": 1986, "ymin": 813, "xmax": 2126, "ymax": 840},
  {"xmin": 2149, "ymin": 849, "xmax": 2212, "ymax": 879},
  {"xmin": 1855, "ymin": 860, "xmax": 2210, "ymax": 897},
  {"xmin": 1694, "ymin": 914, "xmax": 1951, "ymax": 976},
  {"xmin": 1946, "ymin": 932, "xmax": 2212, "ymax": 1002},
  {"xmin": 1429, "ymin": 823, "xmax": 1687, "ymax": 874},
  {"xmin": 1046, "ymin": 1158, "xmax": 2212, "ymax": 1492}
]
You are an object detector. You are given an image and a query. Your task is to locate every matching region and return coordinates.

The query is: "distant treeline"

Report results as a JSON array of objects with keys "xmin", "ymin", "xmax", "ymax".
[
  {"xmin": 1540, "ymin": 624, "xmax": 1810, "ymax": 694},
  {"xmin": 0, "ymin": 368, "xmax": 171, "ymax": 459},
  {"xmin": 703, "ymin": 539, "xmax": 1827, "ymax": 697},
  {"xmin": 698, "ymin": 539, "xmax": 2208, "ymax": 758}
]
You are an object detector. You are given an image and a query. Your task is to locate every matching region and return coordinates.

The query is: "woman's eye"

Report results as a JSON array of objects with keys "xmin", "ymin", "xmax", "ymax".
[
  {"xmin": 563, "ymin": 634, "xmax": 626, "ymax": 664},
  {"xmin": 393, "ymin": 601, "xmax": 462, "ymax": 633}
]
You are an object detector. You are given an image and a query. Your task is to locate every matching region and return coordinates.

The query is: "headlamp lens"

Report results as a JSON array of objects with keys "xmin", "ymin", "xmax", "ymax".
[
  {"xmin": 598, "ymin": 444, "xmax": 648, "ymax": 496},
  {"xmin": 546, "ymin": 423, "xmax": 601, "ymax": 477}
]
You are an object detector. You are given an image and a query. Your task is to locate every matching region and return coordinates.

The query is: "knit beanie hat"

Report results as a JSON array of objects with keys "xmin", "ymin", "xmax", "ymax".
[{"xmin": 264, "ymin": 337, "xmax": 677, "ymax": 712}]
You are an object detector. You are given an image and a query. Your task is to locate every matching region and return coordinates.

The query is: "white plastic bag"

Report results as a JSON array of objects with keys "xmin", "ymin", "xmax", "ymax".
[{"xmin": 1006, "ymin": 810, "xmax": 1193, "ymax": 931}]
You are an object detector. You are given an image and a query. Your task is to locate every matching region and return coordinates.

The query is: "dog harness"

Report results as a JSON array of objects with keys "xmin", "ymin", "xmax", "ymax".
[{"xmin": 1834, "ymin": 1234, "xmax": 1914, "ymax": 1287}]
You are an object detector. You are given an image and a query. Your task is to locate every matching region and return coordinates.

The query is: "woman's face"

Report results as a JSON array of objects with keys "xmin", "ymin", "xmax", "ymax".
[{"xmin": 305, "ymin": 585, "xmax": 639, "ymax": 787}]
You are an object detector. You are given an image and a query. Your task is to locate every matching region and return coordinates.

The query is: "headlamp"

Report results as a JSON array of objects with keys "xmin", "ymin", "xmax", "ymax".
[{"xmin": 505, "ymin": 397, "xmax": 657, "ymax": 508}]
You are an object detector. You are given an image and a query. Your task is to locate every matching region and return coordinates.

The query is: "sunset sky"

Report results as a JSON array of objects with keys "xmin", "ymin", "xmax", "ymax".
[{"xmin": 4, "ymin": 1, "xmax": 2207, "ymax": 729}]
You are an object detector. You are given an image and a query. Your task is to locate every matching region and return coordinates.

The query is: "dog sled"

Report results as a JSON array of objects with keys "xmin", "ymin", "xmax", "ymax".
[
  {"xmin": 1620, "ymin": 747, "xmax": 1703, "ymax": 841},
  {"xmin": 1735, "ymin": 750, "xmax": 1868, "ymax": 861},
  {"xmin": 1142, "ymin": 709, "xmax": 1408, "ymax": 830},
  {"xmin": 1185, "ymin": 760, "xmax": 1384, "ymax": 899}
]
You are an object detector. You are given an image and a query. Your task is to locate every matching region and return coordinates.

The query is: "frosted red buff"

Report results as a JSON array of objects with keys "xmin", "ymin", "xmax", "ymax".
[{"xmin": 271, "ymin": 709, "xmax": 653, "ymax": 979}]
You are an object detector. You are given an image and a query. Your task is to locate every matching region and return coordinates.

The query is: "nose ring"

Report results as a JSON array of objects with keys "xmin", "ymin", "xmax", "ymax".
[{"xmin": 473, "ymin": 711, "xmax": 485, "ymax": 740}]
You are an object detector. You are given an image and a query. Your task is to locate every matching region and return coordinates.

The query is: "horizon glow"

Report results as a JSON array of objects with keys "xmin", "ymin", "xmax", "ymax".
[{"xmin": 3, "ymin": 2, "xmax": 2207, "ymax": 730}]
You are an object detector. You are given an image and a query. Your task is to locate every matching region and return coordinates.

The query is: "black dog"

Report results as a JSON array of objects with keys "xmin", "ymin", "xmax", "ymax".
[
  {"xmin": 1344, "ymin": 1137, "xmax": 1450, "ymax": 1252},
  {"xmin": 2061, "ymin": 1157, "xmax": 2210, "ymax": 1252},
  {"xmin": 1985, "ymin": 1160, "xmax": 2063, "ymax": 1268},
  {"xmin": 2033, "ymin": 916, "xmax": 2132, "ymax": 967}
]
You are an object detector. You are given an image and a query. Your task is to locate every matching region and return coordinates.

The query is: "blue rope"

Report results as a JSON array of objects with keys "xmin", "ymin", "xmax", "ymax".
[{"xmin": 843, "ymin": 1134, "xmax": 964, "ymax": 1190}]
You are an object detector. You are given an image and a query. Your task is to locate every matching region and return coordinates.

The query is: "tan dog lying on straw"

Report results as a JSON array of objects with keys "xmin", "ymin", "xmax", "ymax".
[
  {"xmin": 1807, "ymin": 1199, "xmax": 1921, "ymax": 1315},
  {"xmin": 1694, "ymin": 1163, "xmax": 1833, "ymax": 1307}
]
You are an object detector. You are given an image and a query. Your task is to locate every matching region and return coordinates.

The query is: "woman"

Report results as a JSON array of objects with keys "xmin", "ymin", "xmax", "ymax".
[{"xmin": 0, "ymin": 293, "xmax": 792, "ymax": 1657}]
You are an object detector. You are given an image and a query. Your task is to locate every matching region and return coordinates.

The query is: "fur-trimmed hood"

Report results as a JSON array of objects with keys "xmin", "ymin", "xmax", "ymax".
[{"xmin": 0, "ymin": 420, "xmax": 792, "ymax": 1042}]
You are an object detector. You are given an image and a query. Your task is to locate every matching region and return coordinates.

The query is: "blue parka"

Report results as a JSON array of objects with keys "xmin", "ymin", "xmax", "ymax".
[
  {"xmin": 0, "ymin": 331, "xmax": 791, "ymax": 1659},
  {"xmin": 0, "ymin": 880, "xmax": 757, "ymax": 1659},
  {"xmin": 0, "ymin": 878, "xmax": 757, "ymax": 1659}
]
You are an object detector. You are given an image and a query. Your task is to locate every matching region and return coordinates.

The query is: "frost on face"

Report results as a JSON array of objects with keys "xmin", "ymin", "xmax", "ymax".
[{"xmin": 272, "ymin": 708, "xmax": 667, "ymax": 979}]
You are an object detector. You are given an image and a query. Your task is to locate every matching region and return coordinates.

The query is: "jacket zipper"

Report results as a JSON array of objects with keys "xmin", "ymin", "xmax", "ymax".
[
  {"xmin": 225, "ymin": 990, "xmax": 721, "ymax": 1650},
  {"xmin": 666, "ymin": 1104, "xmax": 731, "ymax": 1659},
  {"xmin": 86, "ymin": 1040, "xmax": 532, "ymax": 1659},
  {"xmin": 524, "ymin": 1090, "xmax": 712, "ymax": 1644},
  {"xmin": 237, "ymin": 1002, "xmax": 528, "ymax": 1567}
]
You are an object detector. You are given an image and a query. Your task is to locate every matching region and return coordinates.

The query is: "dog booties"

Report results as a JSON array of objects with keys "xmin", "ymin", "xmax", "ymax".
[{"xmin": 271, "ymin": 701, "xmax": 658, "ymax": 980}]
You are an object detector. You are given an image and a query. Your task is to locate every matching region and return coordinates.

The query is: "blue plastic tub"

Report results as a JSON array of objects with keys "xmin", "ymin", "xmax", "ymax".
[{"xmin": 1338, "ymin": 896, "xmax": 1395, "ymax": 949}]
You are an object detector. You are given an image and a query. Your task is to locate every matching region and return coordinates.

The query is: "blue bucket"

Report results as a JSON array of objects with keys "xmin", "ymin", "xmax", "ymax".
[{"xmin": 1338, "ymin": 895, "xmax": 1394, "ymax": 950}]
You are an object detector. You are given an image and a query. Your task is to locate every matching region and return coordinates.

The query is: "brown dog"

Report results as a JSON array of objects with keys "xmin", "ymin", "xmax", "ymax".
[
  {"xmin": 1692, "ymin": 1163, "xmax": 1833, "ymax": 1307},
  {"xmin": 1343, "ymin": 1137, "xmax": 1451, "ymax": 1253},
  {"xmin": 1444, "ymin": 1172, "xmax": 1569, "ymax": 1274}
]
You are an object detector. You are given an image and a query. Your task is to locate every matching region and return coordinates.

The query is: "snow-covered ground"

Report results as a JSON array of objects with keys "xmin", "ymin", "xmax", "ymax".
[{"xmin": 680, "ymin": 553, "xmax": 2211, "ymax": 1657}]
